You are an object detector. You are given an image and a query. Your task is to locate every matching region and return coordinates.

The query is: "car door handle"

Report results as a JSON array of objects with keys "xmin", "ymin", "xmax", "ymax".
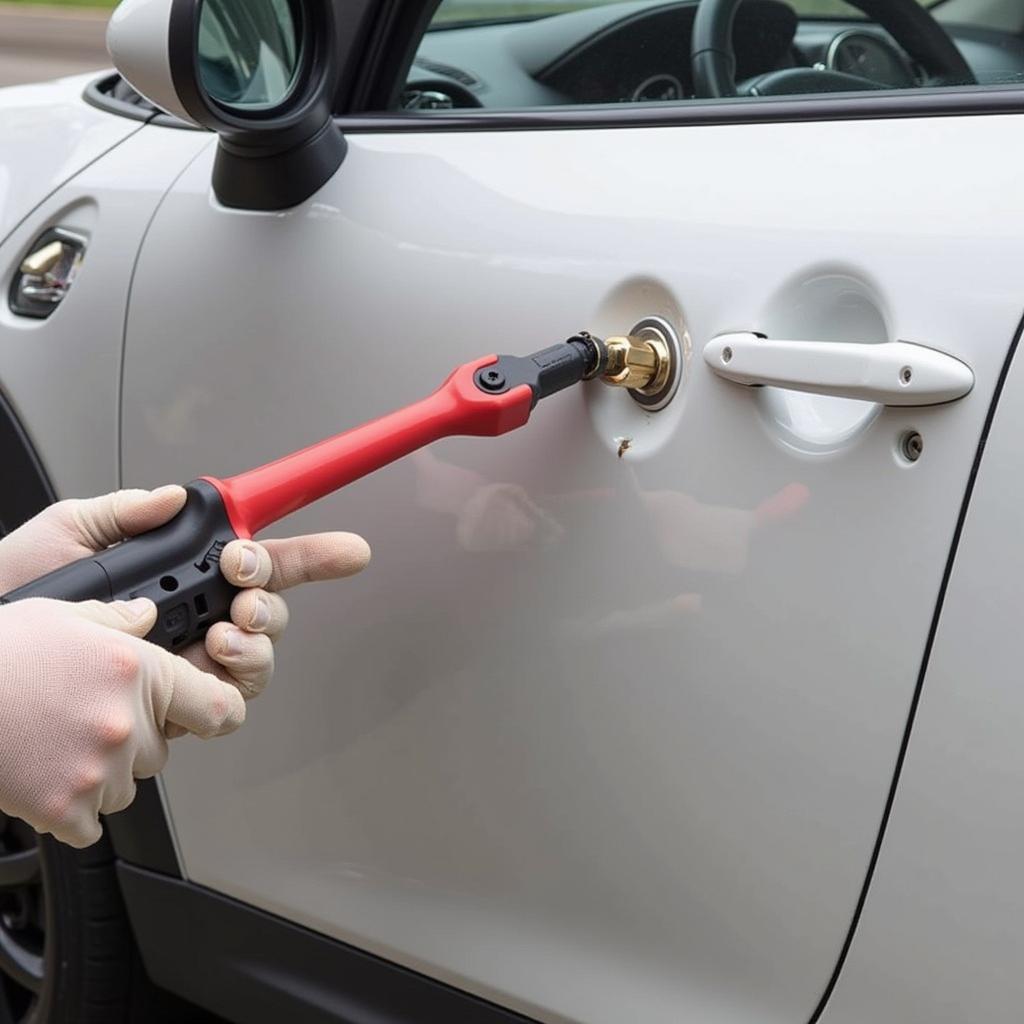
[{"xmin": 703, "ymin": 333, "xmax": 974, "ymax": 406}]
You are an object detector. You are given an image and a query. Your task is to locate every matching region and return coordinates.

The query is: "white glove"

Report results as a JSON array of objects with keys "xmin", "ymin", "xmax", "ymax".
[
  {"xmin": 0, "ymin": 596, "xmax": 244, "ymax": 848},
  {"xmin": 0, "ymin": 486, "xmax": 370, "ymax": 846}
]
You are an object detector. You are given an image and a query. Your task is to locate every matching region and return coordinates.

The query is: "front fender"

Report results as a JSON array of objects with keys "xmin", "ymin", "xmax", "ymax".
[{"xmin": 0, "ymin": 72, "xmax": 142, "ymax": 245}]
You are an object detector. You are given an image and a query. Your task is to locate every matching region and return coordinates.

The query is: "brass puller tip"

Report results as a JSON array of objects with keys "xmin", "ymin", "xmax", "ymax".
[{"xmin": 599, "ymin": 335, "xmax": 672, "ymax": 397}]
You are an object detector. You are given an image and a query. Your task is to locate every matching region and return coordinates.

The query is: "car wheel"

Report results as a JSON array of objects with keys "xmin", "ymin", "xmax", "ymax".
[{"xmin": 0, "ymin": 815, "xmax": 213, "ymax": 1024}]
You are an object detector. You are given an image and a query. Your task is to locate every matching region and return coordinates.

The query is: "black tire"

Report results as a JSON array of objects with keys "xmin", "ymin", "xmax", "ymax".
[{"xmin": 0, "ymin": 816, "xmax": 214, "ymax": 1024}]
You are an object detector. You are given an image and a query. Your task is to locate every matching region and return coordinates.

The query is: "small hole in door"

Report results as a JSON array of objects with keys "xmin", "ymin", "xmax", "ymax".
[{"xmin": 160, "ymin": 576, "xmax": 179, "ymax": 592}]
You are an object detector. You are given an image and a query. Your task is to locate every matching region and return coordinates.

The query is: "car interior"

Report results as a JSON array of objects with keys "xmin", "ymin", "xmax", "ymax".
[
  {"xmin": 399, "ymin": 0, "xmax": 1024, "ymax": 108},
  {"xmin": 89, "ymin": 0, "xmax": 1024, "ymax": 122}
]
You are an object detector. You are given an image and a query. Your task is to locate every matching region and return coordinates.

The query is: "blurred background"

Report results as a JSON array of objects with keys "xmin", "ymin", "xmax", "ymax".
[{"xmin": 0, "ymin": 0, "xmax": 113, "ymax": 88}]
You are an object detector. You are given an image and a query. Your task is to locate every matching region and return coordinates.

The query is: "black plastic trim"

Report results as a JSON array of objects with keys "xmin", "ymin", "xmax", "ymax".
[
  {"xmin": 345, "ymin": 0, "xmax": 441, "ymax": 113},
  {"xmin": 808, "ymin": 310, "xmax": 1024, "ymax": 1022},
  {"xmin": 0, "ymin": 390, "xmax": 56, "ymax": 537},
  {"xmin": 337, "ymin": 81, "xmax": 1024, "ymax": 131},
  {"xmin": 164, "ymin": 0, "xmax": 348, "ymax": 209},
  {"xmin": 474, "ymin": 337, "xmax": 599, "ymax": 407},
  {"xmin": 118, "ymin": 863, "xmax": 539, "ymax": 1024},
  {"xmin": 82, "ymin": 73, "xmax": 161, "ymax": 125},
  {"xmin": 167, "ymin": 0, "xmax": 206, "ymax": 129},
  {"xmin": 90, "ymin": 72, "xmax": 1024, "ymax": 136},
  {"xmin": 104, "ymin": 782, "xmax": 180, "ymax": 878},
  {"xmin": 212, "ymin": 118, "xmax": 348, "ymax": 211}
]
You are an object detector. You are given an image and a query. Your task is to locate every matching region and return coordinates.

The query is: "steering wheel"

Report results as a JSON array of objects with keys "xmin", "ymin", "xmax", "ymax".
[{"xmin": 691, "ymin": 0, "xmax": 975, "ymax": 97}]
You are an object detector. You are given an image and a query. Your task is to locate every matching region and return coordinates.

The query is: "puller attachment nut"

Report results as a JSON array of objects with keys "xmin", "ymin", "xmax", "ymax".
[{"xmin": 600, "ymin": 334, "xmax": 673, "ymax": 396}]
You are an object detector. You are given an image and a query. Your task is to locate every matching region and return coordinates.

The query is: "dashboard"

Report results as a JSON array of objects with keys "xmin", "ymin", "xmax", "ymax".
[
  {"xmin": 401, "ymin": 0, "xmax": 1024, "ymax": 109},
  {"xmin": 823, "ymin": 30, "xmax": 921, "ymax": 87}
]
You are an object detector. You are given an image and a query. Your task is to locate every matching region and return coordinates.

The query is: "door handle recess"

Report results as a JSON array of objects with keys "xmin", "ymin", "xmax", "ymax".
[{"xmin": 703, "ymin": 333, "xmax": 974, "ymax": 406}]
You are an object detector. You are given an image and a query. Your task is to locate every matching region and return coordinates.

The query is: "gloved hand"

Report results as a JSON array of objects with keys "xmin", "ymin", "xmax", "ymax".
[
  {"xmin": 0, "ymin": 486, "xmax": 370, "ymax": 846},
  {"xmin": 0, "ymin": 596, "xmax": 245, "ymax": 847}
]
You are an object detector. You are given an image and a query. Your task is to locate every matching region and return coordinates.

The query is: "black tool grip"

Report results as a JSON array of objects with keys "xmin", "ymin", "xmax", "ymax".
[{"xmin": 0, "ymin": 480, "xmax": 240, "ymax": 652}]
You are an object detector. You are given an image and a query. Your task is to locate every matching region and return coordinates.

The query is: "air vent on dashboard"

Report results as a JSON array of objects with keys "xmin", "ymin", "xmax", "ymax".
[{"xmin": 412, "ymin": 57, "xmax": 479, "ymax": 87}]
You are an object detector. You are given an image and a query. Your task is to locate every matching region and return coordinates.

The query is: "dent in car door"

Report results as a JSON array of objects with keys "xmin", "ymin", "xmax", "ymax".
[{"xmin": 120, "ymin": 116, "xmax": 1023, "ymax": 1024}]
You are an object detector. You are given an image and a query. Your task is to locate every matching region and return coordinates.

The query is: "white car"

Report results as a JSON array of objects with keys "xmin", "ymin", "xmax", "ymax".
[{"xmin": 1, "ymin": 0, "xmax": 1023, "ymax": 1020}]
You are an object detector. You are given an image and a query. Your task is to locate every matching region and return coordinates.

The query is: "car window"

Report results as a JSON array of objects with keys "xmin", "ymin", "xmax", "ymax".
[
  {"xmin": 429, "ymin": 0, "xmax": 930, "ymax": 23},
  {"xmin": 393, "ymin": 0, "xmax": 1024, "ymax": 110}
]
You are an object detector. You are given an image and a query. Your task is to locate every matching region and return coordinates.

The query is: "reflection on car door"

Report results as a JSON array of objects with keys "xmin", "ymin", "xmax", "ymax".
[{"xmin": 120, "ymin": 116, "xmax": 1024, "ymax": 1023}]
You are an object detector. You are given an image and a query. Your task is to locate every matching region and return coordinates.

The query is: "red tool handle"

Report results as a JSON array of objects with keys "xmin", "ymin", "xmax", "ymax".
[
  {"xmin": 0, "ymin": 338, "xmax": 598, "ymax": 651},
  {"xmin": 203, "ymin": 355, "xmax": 534, "ymax": 538}
]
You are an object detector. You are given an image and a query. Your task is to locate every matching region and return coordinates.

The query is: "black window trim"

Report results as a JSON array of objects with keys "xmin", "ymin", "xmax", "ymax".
[
  {"xmin": 87, "ymin": 61, "xmax": 1024, "ymax": 133},
  {"xmin": 334, "ymin": 81, "xmax": 1024, "ymax": 130}
]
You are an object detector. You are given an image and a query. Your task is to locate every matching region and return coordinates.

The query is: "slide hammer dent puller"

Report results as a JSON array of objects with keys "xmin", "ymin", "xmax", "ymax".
[{"xmin": 0, "ymin": 333, "xmax": 672, "ymax": 650}]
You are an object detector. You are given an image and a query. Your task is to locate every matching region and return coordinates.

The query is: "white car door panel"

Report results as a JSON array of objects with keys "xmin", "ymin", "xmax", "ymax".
[
  {"xmin": 819, "ymin": 321, "xmax": 1024, "ymax": 1024},
  {"xmin": 0, "ymin": 120, "xmax": 211, "ymax": 502},
  {"xmin": 820, "ymin": 322, "xmax": 1024, "ymax": 1022},
  {"xmin": 0, "ymin": 73, "xmax": 140, "ymax": 245},
  {"xmin": 121, "ymin": 116, "xmax": 1022, "ymax": 1023}
]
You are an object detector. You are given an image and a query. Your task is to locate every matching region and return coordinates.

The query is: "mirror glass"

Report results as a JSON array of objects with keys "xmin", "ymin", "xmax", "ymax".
[{"xmin": 198, "ymin": 0, "xmax": 301, "ymax": 110}]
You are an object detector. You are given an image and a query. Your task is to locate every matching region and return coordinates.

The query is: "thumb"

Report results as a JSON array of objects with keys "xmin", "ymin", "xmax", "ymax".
[
  {"xmin": 70, "ymin": 597, "xmax": 158, "ymax": 638},
  {"xmin": 71, "ymin": 486, "xmax": 187, "ymax": 550}
]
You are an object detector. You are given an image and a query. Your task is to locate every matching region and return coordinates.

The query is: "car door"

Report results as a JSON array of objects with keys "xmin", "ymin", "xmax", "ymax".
[{"xmin": 118, "ymin": 0, "xmax": 1024, "ymax": 1020}]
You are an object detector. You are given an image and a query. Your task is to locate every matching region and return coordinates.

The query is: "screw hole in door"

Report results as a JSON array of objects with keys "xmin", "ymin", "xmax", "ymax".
[
  {"xmin": 160, "ymin": 575, "xmax": 179, "ymax": 592},
  {"xmin": 900, "ymin": 365, "xmax": 913, "ymax": 386},
  {"xmin": 900, "ymin": 430, "xmax": 923, "ymax": 463},
  {"xmin": 722, "ymin": 346, "xmax": 733, "ymax": 364}
]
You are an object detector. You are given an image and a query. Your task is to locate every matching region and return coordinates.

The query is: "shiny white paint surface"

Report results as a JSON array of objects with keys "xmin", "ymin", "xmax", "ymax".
[
  {"xmin": 107, "ymin": 0, "xmax": 195, "ymax": 124},
  {"xmin": 704, "ymin": 334, "xmax": 975, "ymax": 405},
  {"xmin": 0, "ymin": 73, "xmax": 138, "ymax": 245},
  {"xmin": 821, "ymin": 336, "xmax": 1024, "ymax": 1023},
  {"xmin": 0, "ymin": 118, "xmax": 211, "ymax": 501},
  {"xmin": 121, "ymin": 117, "xmax": 1024, "ymax": 1023}
]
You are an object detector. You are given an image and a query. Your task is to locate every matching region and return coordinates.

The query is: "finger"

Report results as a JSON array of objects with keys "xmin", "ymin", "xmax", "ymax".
[
  {"xmin": 132, "ymin": 729, "xmax": 170, "ymax": 776},
  {"xmin": 205, "ymin": 622, "xmax": 274, "ymax": 699},
  {"xmin": 69, "ymin": 597, "xmax": 157, "ymax": 638},
  {"xmin": 69, "ymin": 486, "xmax": 186, "ymax": 550},
  {"xmin": 180, "ymin": 641, "xmax": 235, "ymax": 685},
  {"xmin": 220, "ymin": 539, "xmax": 274, "ymax": 590},
  {"xmin": 47, "ymin": 807, "xmax": 103, "ymax": 850},
  {"xmin": 178, "ymin": 643, "xmax": 261, "ymax": 708},
  {"xmin": 260, "ymin": 533, "xmax": 371, "ymax": 593},
  {"xmin": 146, "ymin": 641, "xmax": 222, "ymax": 746},
  {"xmin": 230, "ymin": 588, "xmax": 289, "ymax": 640},
  {"xmin": 146, "ymin": 644, "xmax": 247, "ymax": 739},
  {"xmin": 182, "ymin": 635, "xmax": 271, "ymax": 702},
  {"xmin": 99, "ymin": 777, "xmax": 137, "ymax": 817}
]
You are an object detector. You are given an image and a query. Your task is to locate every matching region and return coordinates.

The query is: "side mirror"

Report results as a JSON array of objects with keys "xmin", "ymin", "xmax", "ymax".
[{"xmin": 107, "ymin": 0, "xmax": 347, "ymax": 211}]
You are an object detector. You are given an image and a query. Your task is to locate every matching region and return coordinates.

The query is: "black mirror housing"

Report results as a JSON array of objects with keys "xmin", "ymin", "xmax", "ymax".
[{"xmin": 108, "ymin": 0, "xmax": 347, "ymax": 210}]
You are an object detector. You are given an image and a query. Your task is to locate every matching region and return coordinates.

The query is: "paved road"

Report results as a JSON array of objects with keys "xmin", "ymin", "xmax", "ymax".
[{"xmin": 0, "ymin": 4, "xmax": 110, "ymax": 89}]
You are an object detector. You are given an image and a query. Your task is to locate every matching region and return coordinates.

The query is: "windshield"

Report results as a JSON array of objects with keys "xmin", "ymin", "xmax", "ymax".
[{"xmin": 429, "ymin": 0, "xmax": 942, "ymax": 27}]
